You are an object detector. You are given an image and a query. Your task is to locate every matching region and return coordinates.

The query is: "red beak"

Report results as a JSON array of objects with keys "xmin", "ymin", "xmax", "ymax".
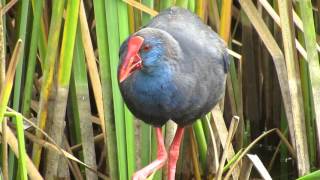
[{"xmin": 119, "ymin": 36, "xmax": 144, "ymax": 83}]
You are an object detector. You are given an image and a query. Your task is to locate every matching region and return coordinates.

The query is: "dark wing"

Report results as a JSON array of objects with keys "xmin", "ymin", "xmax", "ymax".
[
  {"xmin": 146, "ymin": 7, "xmax": 229, "ymax": 74},
  {"xmin": 222, "ymin": 47, "xmax": 230, "ymax": 73}
]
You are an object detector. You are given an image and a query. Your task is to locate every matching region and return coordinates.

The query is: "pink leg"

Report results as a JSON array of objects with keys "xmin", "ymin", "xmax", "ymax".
[
  {"xmin": 132, "ymin": 127, "xmax": 167, "ymax": 180},
  {"xmin": 167, "ymin": 127, "xmax": 185, "ymax": 180}
]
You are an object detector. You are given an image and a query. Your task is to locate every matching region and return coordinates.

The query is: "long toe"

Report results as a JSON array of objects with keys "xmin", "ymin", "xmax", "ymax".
[{"xmin": 132, "ymin": 171, "xmax": 148, "ymax": 180}]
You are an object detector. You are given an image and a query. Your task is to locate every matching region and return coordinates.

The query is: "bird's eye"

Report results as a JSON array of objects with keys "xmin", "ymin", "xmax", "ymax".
[{"xmin": 141, "ymin": 44, "xmax": 151, "ymax": 52}]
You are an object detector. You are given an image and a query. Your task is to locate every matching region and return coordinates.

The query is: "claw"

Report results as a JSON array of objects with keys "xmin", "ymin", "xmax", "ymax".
[{"xmin": 132, "ymin": 171, "xmax": 147, "ymax": 180}]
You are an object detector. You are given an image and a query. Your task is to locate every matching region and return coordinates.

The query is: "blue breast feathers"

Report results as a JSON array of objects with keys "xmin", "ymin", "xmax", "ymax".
[{"xmin": 130, "ymin": 64, "xmax": 182, "ymax": 116}]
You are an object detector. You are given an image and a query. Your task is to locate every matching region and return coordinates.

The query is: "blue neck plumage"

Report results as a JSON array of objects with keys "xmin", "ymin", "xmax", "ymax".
[
  {"xmin": 134, "ymin": 48, "xmax": 173, "ymax": 89},
  {"xmin": 138, "ymin": 60, "xmax": 172, "ymax": 81},
  {"xmin": 140, "ymin": 42, "xmax": 170, "ymax": 75},
  {"xmin": 131, "ymin": 59, "xmax": 176, "ymax": 108}
]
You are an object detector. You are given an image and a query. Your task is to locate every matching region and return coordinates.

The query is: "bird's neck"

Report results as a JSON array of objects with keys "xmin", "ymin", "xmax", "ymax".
[{"xmin": 141, "ymin": 58, "xmax": 172, "ymax": 76}]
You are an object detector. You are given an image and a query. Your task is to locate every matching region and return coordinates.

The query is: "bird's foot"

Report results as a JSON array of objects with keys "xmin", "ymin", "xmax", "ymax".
[
  {"xmin": 132, "ymin": 158, "xmax": 167, "ymax": 180},
  {"xmin": 132, "ymin": 171, "xmax": 148, "ymax": 180},
  {"xmin": 167, "ymin": 168, "xmax": 177, "ymax": 180}
]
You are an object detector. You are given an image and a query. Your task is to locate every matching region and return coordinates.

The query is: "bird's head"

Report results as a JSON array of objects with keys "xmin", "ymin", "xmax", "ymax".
[{"xmin": 118, "ymin": 28, "xmax": 181, "ymax": 83}]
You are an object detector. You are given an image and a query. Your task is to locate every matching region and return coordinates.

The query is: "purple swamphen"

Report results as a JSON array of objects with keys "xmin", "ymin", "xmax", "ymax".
[{"xmin": 118, "ymin": 7, "xmax": 229, "ymax": 180}]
